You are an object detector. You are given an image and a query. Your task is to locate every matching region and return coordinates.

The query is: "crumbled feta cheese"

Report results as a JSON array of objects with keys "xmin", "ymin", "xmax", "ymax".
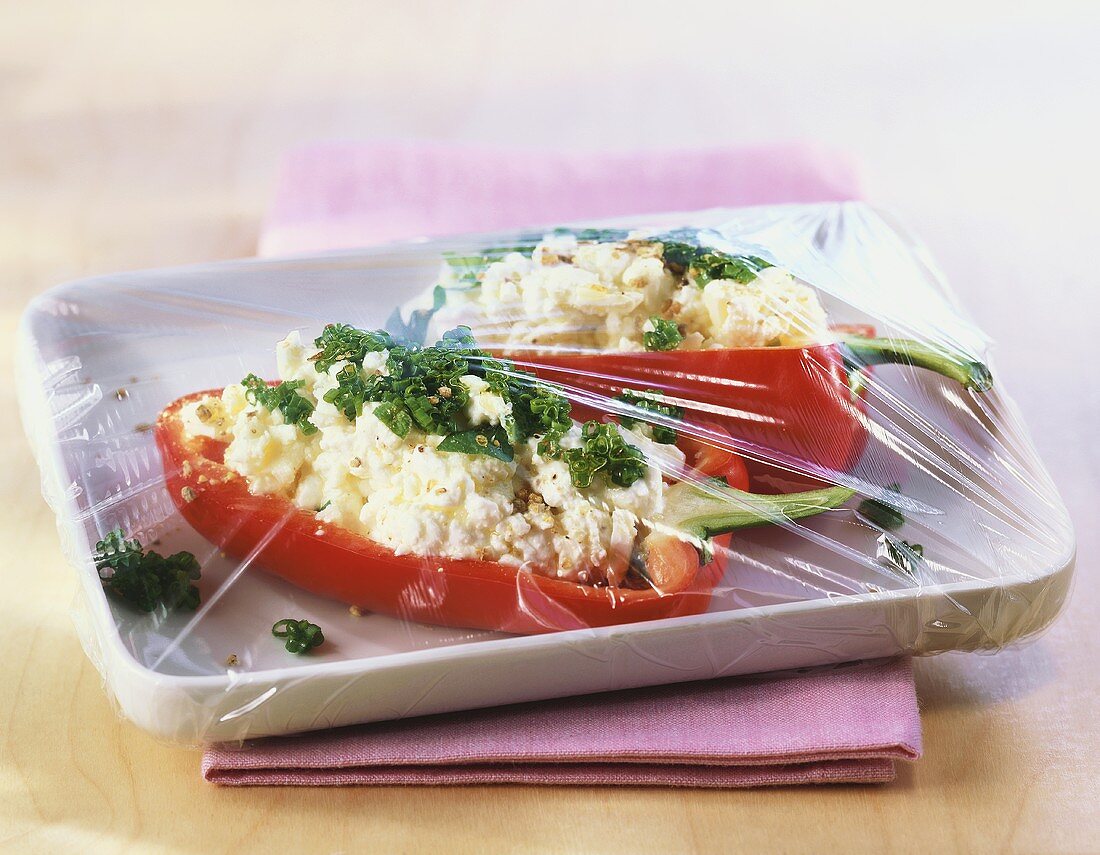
[
  {"xmin": 467, "ymin": 239, "xmax": 678, "ymax": 351},
  {"xmin": 179, "ymin": 383, "xmax": 248, "ymax": 441},
  {"xmin": 222, "ymin": 404, "xmax": 313, "ymax": 496},
  {"xmin": 276, "ymin": 330, "xmax": 314, "ymax": 384},
  {"xmin": 462, "ymin": 374, "xmax": 512, "ymax": 427},
  {"xmin": 433, "ymin": 235, "xmax": 829, "ymax": 351},
  {"xmin": 674, "ymin": 266, "xmax": 829, "ymax": 348}
]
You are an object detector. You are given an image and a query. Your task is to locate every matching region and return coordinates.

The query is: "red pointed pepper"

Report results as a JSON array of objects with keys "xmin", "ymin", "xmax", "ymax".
[{"xmin": 157, "ymin": 392, "xmax": 851, "ymax": 634}]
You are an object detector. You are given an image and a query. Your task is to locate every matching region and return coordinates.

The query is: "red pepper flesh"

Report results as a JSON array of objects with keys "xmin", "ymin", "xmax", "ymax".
[
  {"xmin": 508, "ymin": 344, "xmax": 868, "ymax": 474},
  {"xmin": 503, "ymin": 330, "xmax": 992, "ymax": 476}
]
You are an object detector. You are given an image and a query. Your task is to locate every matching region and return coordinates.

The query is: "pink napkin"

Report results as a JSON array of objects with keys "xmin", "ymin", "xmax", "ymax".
[
  {"xmin": 259, "ymin": 140, "xmax": 859, "ymax": 255},
  {"xmin": 203, "ymin": 140, "xmax": 920, "ymax": 787},
  {"xmin": 205, "ymin": 659, "xmax": 920, "ymax": 786}
]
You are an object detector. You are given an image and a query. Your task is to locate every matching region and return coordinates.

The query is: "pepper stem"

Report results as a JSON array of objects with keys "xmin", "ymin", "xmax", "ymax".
[
  {"xmin": 840, "ymin": 335, "xmax": 992, "ymax": 396},
  {"xmin": 660, "ymin": 482, "xmax": 855, "ymax": 541}
]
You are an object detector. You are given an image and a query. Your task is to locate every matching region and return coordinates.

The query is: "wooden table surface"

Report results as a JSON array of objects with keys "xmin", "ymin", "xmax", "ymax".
[{"xmin": 2, "ymin": 3, "xmax": 1097, "ymax": 853}]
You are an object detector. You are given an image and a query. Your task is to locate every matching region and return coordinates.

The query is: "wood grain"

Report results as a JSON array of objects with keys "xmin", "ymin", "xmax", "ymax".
[{"xmin": 1, "ymin": 3, "xmax": 1097, "ymax": 853}]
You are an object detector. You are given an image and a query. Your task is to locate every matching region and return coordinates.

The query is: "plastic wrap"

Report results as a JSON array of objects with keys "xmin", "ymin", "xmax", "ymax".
[{"xmin": 17, "ymin": 202, "xmax": 1074, "ymax": 744}]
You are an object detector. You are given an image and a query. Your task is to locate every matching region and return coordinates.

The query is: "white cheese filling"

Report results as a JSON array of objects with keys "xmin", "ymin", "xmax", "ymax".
[
  {"xmin": 431, "ymin": 233, "xmax": 830, "ymax": 351},
  {"xmin": 181, "ymin": 331, "xmax": 683, "ymax": 586}
]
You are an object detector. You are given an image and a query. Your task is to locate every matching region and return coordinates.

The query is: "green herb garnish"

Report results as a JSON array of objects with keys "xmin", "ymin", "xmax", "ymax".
[
  {"xmin": 877, "ymin": 534, "xmax": 925, "ymax": 577},
  {"xmin": 312, "ymin": 324, "xmax": 394, "ymax": 373},
  {"xmin": 858, "ymin": 484, "xmax": 906, "ymax": 530},
  {"xmin": 272, "ymin": 618, "xmax": 325, "ymax": 654},
  {"xmin": 616, "ymin": 389, "xmax": 684, "ymax": 444},
  {"xmin": 94, "ymin": 529, "xmax": 201, "ymax": 613},
  {"xmin": 690, "ymin": 252, "xmax": 772, "ymax": 286},
  {"xmin": 321, "ymin": 325, "xmax": 572, "ymax": 455},
  {"xmin": 569, "ymin": 227, "xmax": 630, "ymax": 243},
  {"xmin": 647, "ymin": 228, "xmax": 705, "ymax": 269},
  {"xmin": 242, "ymin": 374, "xmax": 318, "ymax": 435},
  {"xmin": 483, "ymin": 360, "xmax": 572, "ymax": 452},
  {"xmin": 438, "ymin": 425, "xmax": 514, "ymax": 462},
  {"xmin": 322, "ymin": 333, "xmax": 471, "ymax": 436},
  {"xmin": 648, "ymin": 229, "xmax": 773, "ymax": 285},
  {"xmin": 323, "ymin": 363, "xmax": 373, "ymax": 422},
  {"xmin": 562, "ymin": 421, "xmax": 647, "ymax": 489},
  {"xmin": 643, "ymin": 317, "xmax": 683, "ymax": 352}
]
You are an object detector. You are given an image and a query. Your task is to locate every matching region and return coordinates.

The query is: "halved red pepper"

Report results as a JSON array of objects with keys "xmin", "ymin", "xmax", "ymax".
[
  {"xmin": 156, "ymin": 392, "xmax": 851, "ymax": 634},
  {"xmin": 502, "ymin": 333, "xmax": 992, "ymax": 475}
]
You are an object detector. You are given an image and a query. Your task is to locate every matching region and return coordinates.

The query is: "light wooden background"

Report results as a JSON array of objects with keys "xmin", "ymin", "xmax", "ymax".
[{"xmin": 2, "ymin": 2, "xmax": 1098, "ymax": 853}]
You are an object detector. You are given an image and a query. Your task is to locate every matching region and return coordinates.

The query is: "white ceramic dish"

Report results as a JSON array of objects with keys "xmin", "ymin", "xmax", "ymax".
[{"xmin": 18, "ymin": 204, "xmax": 1075, "ymax": 743}]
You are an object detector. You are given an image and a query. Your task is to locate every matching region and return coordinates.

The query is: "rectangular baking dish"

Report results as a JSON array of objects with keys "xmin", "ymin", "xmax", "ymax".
[{"xmin": 18, "ymin": 203, "xmax": 1074, "ymax": 743}]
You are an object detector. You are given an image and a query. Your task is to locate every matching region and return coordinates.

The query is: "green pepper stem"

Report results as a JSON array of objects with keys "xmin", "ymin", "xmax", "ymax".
[
  {"xmin": 661, "ymin": 482, "xmax": 855, "ymax": 540},
  {"xmin": 840, "ymin": 335, "xmax": 992, "ymax": 395}
]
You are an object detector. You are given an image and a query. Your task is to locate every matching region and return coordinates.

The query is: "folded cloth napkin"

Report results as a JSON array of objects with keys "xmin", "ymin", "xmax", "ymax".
[
  {"xmin": 204, "ymin": 659, "xmax": 920, "ymax": 786},
  {"xmin": 259, "ymin": 139, "xmax": 859, "ymax": 255},
  {"xmin": 204, "ymin": 140, "xmax": 921, "ymax": 787}
]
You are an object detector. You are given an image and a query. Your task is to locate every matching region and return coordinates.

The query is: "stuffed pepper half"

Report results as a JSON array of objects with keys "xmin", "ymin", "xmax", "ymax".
[
  {"xmin": 157, "ymin": 325, "xmax": 852, "ymax": 633},
  {"xmin": 409, "ymin": 228, "xmax": 992, "ymax": 473}
]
